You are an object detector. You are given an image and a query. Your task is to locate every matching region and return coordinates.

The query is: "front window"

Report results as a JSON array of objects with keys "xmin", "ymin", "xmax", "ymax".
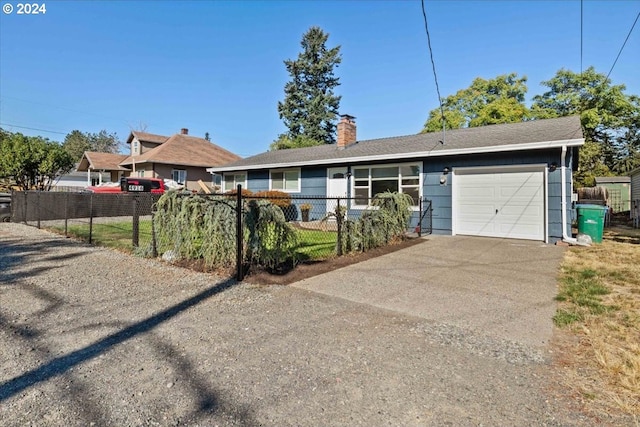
[
  {"xmin": 352, "ymin": 163, "xmax": 420, "ymax": 207},
  {"xmin": 223, "ymin": 172, "xmax": 246, "ymax": 192},
  {"xmin": 172, "ymin": 169, "xmax": 187, "ymax": 184},
  {"xmin": 136, "ymin": 170, "xmax": 145, "ymax": 177},
  {"xmin": 211, "ymin": 174, "xmax": 222, "ymax": 192},
  {"xmin": 270, "ymin": 168, "xmax": 300, "ymax": 192}
]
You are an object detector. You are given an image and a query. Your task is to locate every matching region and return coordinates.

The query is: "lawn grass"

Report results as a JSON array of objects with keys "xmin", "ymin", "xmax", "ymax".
[
  {"xmin": 294, "ymin": 229, "xmax": 337, "ymax": 260},
  {"xmin": 48, "ymin": 220, "xmax": 153, "ymax": 253},
  {"xmin": 48, "ymin": 220, "xmax": 338, "ymax": 261},
  {"xmin": 555, "ymin": 226, "xmax": 640, "ymax": 417}
]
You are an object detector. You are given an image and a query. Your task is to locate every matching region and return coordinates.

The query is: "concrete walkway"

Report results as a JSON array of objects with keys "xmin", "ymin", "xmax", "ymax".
[{"xmin": 293, "ymin": 235, "xmax": 566, "ymax": 350}]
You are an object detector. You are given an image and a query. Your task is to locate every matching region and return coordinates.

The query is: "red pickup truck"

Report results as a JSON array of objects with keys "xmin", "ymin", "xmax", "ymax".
[{"xmin": 87, "ymin": 177, "xmax": 166, "ymax": 194}]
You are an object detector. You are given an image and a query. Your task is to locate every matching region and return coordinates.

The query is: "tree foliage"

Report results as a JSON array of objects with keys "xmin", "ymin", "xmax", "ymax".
[
  {"xmin": 532, "ymin": 67, "xmax": 640, "ymax": 182},
  {"xmin": 63, "ymin": 129, "xmax": 121, "ymax": 161},
  {"xmin": 422, "ymin": 73, "xmax": 531, "ymax": 132},
  {"xmin": 269, "ymin": 134, "xmax": 323, "ymax": 150},
  {"xmin": 0, "ymin": 129, "xmax": 75, "ymax": 191},
  {"xmin": 421, "ymin": 68, "xmax": 640, "ymax": 187},
  {"xmin": 275, "ymin": 26, "xmax": 341, "ymax": 149}
]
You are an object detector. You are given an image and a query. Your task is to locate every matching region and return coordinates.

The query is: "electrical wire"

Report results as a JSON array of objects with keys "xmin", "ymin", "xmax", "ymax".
[
  {"xmin": 420, "ymin": 0, "xmax": 446, "ymax": 142},
  {"xmin": 0, "ymin": 122, "xmax": 68, "ymax": 135},
  {"xmin": 606, "ymin": 11, "xmax": 640, "ymax": 79}
]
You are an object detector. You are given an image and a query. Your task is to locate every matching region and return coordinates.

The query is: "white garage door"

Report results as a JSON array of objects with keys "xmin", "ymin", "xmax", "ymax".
[{"xmin": 453, "ymin": 167, "xmax": 546, "ymax": 241}]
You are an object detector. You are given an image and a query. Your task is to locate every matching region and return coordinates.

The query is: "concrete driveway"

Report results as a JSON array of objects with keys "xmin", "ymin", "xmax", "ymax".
[{"xmin": 293, "ymin": 235, "xmax": 566, "ymax": 350}]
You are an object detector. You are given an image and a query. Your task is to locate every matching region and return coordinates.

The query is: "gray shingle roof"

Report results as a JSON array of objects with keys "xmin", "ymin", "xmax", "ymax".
[{"xmin": 210, "ymin": 116, "xmax": 583, "ymax": 172}]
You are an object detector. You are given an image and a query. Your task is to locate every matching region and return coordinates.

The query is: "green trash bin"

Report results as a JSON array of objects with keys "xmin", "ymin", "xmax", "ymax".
[{"xmin": 576, "ymin": 204, "xmax": 607, "ymax": 243}]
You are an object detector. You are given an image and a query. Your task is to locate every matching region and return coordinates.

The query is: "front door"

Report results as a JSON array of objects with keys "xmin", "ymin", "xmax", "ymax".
[{"xmin": 327, "ymin": 167, "xmax": 348, "ymax": 214}]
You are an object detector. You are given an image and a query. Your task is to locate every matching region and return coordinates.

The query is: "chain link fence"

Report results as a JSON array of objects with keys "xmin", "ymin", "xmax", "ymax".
[
  {"xmin": 10, "ymin": 190, "xmax": 432, "ymax": 279},
  {"xmin": 11, "ymin": 191, "xmax": 160, "ymax": 250}
]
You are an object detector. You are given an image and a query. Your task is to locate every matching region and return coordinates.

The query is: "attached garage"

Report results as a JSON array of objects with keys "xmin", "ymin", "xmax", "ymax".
[{"xmin": 452, "ymin": 165, "xmax": 547, "ymax": 241}]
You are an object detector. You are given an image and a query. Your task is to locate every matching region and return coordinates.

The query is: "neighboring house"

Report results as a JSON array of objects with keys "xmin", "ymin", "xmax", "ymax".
[
  {"xmin": 630, "ymin": 167, "xmax": 640, "ymax": 225},
  {"xmin": 53, "ymin": 163, "xmax": 104, "ymax": 191},
  {"xmin": 594, "ymin": 176, "xmax": 631, "ymax": 212},
  {"xmin": 208, "ymin": 115, "xmax": 584, "ymax": 243},
  {"xmin": 77, "ymin": 128, "xmax": 241, "ymax": 191},
  {"xmin": 77, "ymin": 152, "xmax": 129, "ymax": 186}
]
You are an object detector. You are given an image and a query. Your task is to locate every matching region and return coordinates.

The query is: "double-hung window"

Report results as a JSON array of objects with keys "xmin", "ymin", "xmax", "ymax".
[
  {"xmin": 223, "ymin": 172, "xmax": 247, "ymax": 192},
  {"xmin": 172, "ymin": 169, "xmax": 187, "ymax": 185},
  {"xmin": 352, "ymin": 163, "xmax": 420, "ymax": 207},
  {"xmin": 211, "ymin": 174, "xmax": 222, "ymax": 192},
  {"xmin": 270, "ymin": 168, "xmax": 300, "ymax": 192}
]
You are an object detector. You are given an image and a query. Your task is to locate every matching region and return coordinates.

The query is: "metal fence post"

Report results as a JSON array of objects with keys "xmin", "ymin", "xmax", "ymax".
[
  {"xmin": 89, "ymin": 193, "xmax": 94, "ymax": 244},
  {"xmin": 23, "ymin": 191, "xmax": 27, "ymax": 224},
  {"xmin": 37, "ymin": 191, "xmax": 41, "ymax": 229},
  {"xmin": 236, "ymin": 184, "xmax": 244, "ymax": 282},
  {"xmin": 132, "ymin": 194, "xmax": 140, "ymax": 247},
  {"xmin": 64, "ymin": 192, "xmax": 69, "ymax": 237},
  {"xmin": 418, "ymin": 196, "xmax": 423, "ymax": 238},
  {"xmin": 151, "ymin": 208, "xmax": 158, "ymax": 258},
  {"xmin": 336, "ymin": 197, "xmax": 343, "ymax": 256}
]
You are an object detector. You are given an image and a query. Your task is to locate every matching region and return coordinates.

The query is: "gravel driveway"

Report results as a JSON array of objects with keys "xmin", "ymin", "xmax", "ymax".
[{"xmin": 0, "ymin": 224, "xmax": 595, "ymax": 426}]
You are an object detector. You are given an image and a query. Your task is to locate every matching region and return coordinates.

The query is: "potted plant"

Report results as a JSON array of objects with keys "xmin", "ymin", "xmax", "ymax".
[{"xmin": 300, "ymin": 203, "xmax": 312, "ymax": 222}]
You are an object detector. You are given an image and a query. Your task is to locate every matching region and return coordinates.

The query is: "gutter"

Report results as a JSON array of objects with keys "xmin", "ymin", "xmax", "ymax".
[{"xmin": 560, "ymin": 145, "xmax": 580, "ymax": 245}]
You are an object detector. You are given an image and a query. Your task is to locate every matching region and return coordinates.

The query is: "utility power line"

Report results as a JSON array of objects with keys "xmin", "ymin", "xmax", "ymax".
[
  {"xmin": 420, "ymin": 0, "xmax": 446, "ymax": 142},
  {"xmin": 606, "ymin": 11, "xmax": 639, "ymax": 79},
  {"xmin": 0, "ymin": 122, "xmax": 68, "ymax": 135}
]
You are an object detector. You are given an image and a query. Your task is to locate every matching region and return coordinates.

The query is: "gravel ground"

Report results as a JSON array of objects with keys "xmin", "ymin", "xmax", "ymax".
[{"xmin": 0, "ymin": 223, "xmax": 611, "ymax": 426}]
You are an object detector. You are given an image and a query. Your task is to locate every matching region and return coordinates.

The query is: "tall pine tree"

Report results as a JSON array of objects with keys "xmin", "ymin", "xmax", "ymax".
[{"xmin": 274, "ymin": 27, "xmax": 341, "ymax": 150}]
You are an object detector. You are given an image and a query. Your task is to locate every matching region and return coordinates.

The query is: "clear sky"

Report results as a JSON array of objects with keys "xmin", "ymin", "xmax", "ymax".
[{"xmin": 1, "ymin": 0, "xmax": 638, "ymax": 157}]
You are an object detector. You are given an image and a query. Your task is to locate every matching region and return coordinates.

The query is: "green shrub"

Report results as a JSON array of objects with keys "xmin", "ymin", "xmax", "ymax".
[
  {"xmin": 341, "ymin": 191, "xmax": 413, "ymax": 254},
  {"xmin": 245, "ymin": 199, "xmax": 298, "ymax": 270},
  {"xmin": 153, "ymin": 192, "xmax": 236, "ymax": 270}
]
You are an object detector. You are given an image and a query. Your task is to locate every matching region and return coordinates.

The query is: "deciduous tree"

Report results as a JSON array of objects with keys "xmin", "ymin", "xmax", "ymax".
[
  {"xmin": 0, "ymin": 129, "xmax": 74, "ymax": 191},
  {"xmin": 532, "ymin": 67, "xmax": 640, "ymax": 183},
  {"xmin": 63, "ymin": 129, "xmax": 121, "ymax": 161},
  {"xmin": 421, "ymin": 73, "xmax": 531, "ymax": 133}
]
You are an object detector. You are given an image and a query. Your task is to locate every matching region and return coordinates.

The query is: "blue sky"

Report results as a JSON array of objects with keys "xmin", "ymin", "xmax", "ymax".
[{"xmin": 1, "ymin": 0, "xmax": 638, "ymax": 157}]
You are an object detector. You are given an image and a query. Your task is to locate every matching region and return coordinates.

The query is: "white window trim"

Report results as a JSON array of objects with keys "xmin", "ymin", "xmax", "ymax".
[
  {"xmin": 269, "ymin": 168, "xmax": 301, "ymax": 193},
  {"xmin": 223, "ymin": 171, "xmax": 247, "ymax": 192},
  {"xmin": 351, "ymin": 162, "xmax": 422, "ymax": 210}
]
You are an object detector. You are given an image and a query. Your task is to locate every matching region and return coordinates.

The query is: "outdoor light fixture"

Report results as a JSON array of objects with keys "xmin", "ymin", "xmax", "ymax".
[
  {"xmin": 549, "ymin": 162, "xmax": 558, "ymax": 172},
  {"xmin": 442, "ymin": 167, "xmax": 450, "ymax": 175}
]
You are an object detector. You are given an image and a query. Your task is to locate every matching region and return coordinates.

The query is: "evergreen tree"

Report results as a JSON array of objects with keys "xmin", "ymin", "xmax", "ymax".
[{"xmin": 275, "ymin": 26, "xmax": 342, "ymax": 149}]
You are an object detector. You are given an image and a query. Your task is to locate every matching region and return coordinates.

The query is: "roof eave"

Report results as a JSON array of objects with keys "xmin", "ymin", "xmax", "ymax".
[{"xmin": 207, "ymin": 138, "xmax": 585, "ymax": 173}]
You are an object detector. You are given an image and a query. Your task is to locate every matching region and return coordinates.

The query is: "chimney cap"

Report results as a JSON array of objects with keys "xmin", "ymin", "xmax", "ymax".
[
  {"xmin": 340, "ymin": 114, "xmax": 356, "ymax": 121},
  {"xmin": 180, "ymin": 128, "xmax": 189, "ymax": 135}
]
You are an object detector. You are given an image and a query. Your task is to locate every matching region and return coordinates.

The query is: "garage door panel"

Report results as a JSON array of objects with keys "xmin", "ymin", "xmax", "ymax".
[
  {"xmin": 499, "ymin": 186, "xmax": 541, "ymax": 200},
  {"xmin": 458, "ymin": 186, "xmax": 495, "ymax": 199},
  {"xmin": 455, "ymin": 168, "xmax": 545, "ymax": 241}
]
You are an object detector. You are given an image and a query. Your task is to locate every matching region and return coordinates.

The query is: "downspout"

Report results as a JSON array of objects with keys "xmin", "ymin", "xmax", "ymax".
[{"xmin": 561, "ymin": 145, "xmax": 579, "ymax": 245}]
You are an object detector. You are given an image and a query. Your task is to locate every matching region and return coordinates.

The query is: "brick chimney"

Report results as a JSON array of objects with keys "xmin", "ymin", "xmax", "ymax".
[
  {"xmin": 180, "ymin": 128, "xmax": 189, "ymax": 135},
  {"xmin": 337, "ymin": 114, "xmax": 356, "ymax": 149}
]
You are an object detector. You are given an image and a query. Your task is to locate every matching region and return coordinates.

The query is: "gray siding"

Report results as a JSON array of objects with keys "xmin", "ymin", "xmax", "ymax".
[
  {"xmin": 631, "ymin": 169, "xmax": 640, "ymax": 219},
  {"xmin": 247, "ymin": 170, "xmax": 269, "ymax": 192},
  {"xmin": 632, "ymin": 170, "xmax": 640, "ymax": 203},
  {"xmin": 300, "ymin": 167, "xmax": 327, "ymax": 197},
  {"xmin": 421, "ymin": 149, "xmax": 569, "ymax": 241},
  {"xmin": 243, "ymin": 148, "xmax": 576, "ymax": 241}
]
